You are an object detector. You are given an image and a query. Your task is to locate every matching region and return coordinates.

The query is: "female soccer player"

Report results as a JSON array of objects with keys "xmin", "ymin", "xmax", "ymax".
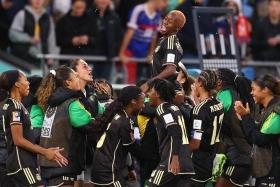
[
  {"xmin": 235, "ymin": 74, "xmax": 280, "ymax": 187},
  {"xmin": 91, "ymin": 86, "xmax": 150, "ymax": 187},
  {"xmin": 147, "ymin": 79, "xmax": 194, "ymax": 187},
  {"xmin": 38, "ymin": 66, "xmax": 94, "ymax": 187},
  {"xmin": 0, "ymin": 70, "xmax": 67, "ymax": 187},
  {"xmin": 188, "ymin": 70, "xmax": 224, "ymax": 187},
  {"xmin": 215, "ymin": 68, "xmax": 254, "ymax": 187}
]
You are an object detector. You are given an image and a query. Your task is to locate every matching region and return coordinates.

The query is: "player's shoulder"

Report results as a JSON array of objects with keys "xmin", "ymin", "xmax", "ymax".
[
  {"xmin": 193, "ymin": 98, "xmax": 211, "ymax": 115},
  {"xmin": 6, "ymin": 98, "xmax": 22, "ymax": 111},
  {"xmin": 132, "ymin": 3, "xmax": 145, "ymax": 14}
]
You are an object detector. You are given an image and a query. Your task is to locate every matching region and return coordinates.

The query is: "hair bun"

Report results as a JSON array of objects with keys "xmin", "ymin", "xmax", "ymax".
[{"xmin": 50, "ymin": 70, "xmax": 56, "ymax": 77}]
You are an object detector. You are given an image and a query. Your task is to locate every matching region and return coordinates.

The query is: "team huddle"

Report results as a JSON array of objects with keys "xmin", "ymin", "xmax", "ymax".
[{"xmin": 1, "ymin": 10, "xmax": 280, "ymax": 187}]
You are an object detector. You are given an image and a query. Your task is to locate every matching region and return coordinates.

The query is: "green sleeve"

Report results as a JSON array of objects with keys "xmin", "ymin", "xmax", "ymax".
[
  {"xmin": 69, "ymin": 100, "xmax": 93, "ymax": 128},
  {"xmin": 261, "ymin": 112, "xmax": 280, "ymax": 134},
  {"xmin": 30, "ymin": 105, "xmax": 44, "ymax": 128},
  {"xmin": 216, "ymin": 89, "xmax": 232, "ymax": 112},
  {"xmin": 98, "ymin": 101, "xmax": 105, "ymax": 115}
]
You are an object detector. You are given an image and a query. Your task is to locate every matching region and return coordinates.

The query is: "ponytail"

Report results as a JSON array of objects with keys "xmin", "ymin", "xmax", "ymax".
[
  {"xmin": 234, "ymin": 76, "xmax": 255, "ymax": 113},
  {"xmin": 93, "ymin": 99, "xmax": 124, "ymax": 133},
  {"xmin": 0, "ymin": 89, "xmax": 8, "ymax": 102},
  {"xmin": 36, "ymin": 73, "xmax": 57, "ymax": 111},
  {"xmin": 93, "ymin": 86, "xmax": 142, "ymax": 134}
]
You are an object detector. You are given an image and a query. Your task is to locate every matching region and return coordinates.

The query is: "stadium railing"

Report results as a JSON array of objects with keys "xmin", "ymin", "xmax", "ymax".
[{"xmin": 35, "ymin": 54, "xmax": 280, "ymax": 89}]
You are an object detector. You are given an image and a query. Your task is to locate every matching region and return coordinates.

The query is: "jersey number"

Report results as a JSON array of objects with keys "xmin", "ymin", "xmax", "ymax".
[{"xmin": 210, "ymin": 113, "xmax": 224, "ymax": 145}]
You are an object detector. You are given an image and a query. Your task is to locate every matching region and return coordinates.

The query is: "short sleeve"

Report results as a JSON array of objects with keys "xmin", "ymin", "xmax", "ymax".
[
  {"xmin": 191, "ymin": 107, "xmax": 208, "ymax": 140},
  {"xmin": 7, "ymin": 101, "xmax": 23, "ymax": 126},
  {"xmin": 118, "ymin": 118, "xmax": 135, "ymax": 146},
  {"xmin": 127, "ymin": 5, "xmax": 142, "ymax": 29},
  {"xmin": 69, "ymin": 100, "xmax": 93, "ymax": 128},
  {"xmin": 156, "ymin": 105, "xmax": 177, "ymax": 128}
]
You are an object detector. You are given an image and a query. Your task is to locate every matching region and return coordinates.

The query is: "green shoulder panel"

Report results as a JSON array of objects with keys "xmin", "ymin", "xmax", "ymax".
[
  {"xmin": 30, "ymin": 105, "xmax": 44, "ymax": 128},
  {"xmin": 97, "ymin": 101, "xmax": 105, "ymax": 115},
  {"xmin": 216, "ymin": 89, "xmax": 232, "ymax": 112},
  {"xmin": 69, "ymin": 100, "xmax": 93, "ymax": 128},
  {"xmin": 261, "ymin": 112, "xmax": 280, "ymax": 134}
]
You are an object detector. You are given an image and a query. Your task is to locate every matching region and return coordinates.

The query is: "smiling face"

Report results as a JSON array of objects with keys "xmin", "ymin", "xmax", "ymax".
[
  {"xmin": 147, "ymin": 87, "xmax": 160, "ymax": 107},
  {"xmin": 160, "ymin": 10, "xmax": 186, "ymax": 36},
  {"xmin": 15, "ymin": 73, "xmax": 30, "ymax": 98},
  {"xmin": 250, "ymin": 81, "xmax": 269, "ymax": 105}
]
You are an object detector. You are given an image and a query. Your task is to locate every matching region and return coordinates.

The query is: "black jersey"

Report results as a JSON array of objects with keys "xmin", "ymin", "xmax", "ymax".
[
  {"xmin": 152, "ymin": 34, "xmax": 183, "ymax": 79},
  {"xmin": 155, "ymin": 102, "xmax": 194, "ymax": 174},
  {"xmin": 91, "ymin": 110, "xmax": 135, "ymax": 185},
  {"xmin": 3, "ymin": 98, "xmax": 37, "ymax": 174},
  {"xmin": 190, "ymin": 98, "xmax": 224, "ymax": 181}
]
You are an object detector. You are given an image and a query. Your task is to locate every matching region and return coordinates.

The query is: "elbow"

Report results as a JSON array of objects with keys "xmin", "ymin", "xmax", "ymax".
[{"xmin": 13, "ymin": 137, "xmax": 24, "ymax": 147}]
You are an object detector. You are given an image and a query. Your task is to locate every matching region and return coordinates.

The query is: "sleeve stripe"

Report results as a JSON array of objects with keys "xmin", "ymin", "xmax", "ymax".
[
  {"xmin": 167, "ymin": 35, "xmax": 175, "ymax": 49},
  {"xmin": 10, "ymin": 122, "xmax": 23, "ymax": 125},
  {"xmin": 193, "ymin": 99, "xmax": 208, "ymax": 115}
]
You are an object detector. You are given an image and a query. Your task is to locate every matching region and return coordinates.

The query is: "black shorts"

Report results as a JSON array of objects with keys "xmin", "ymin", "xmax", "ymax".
[
  {"xmin": 94, "ymin": 179, "xmax": 126, "ymax": 187},
  {"xmin": 147, "ymin": 167, "xmax": 192, "ymax": 187},
  {"xmin": 222, "ymin": 164, "xmax": 251, "ymax": 186},
  {"xmin": 46, "ymin": 175, "xmax": 76, "ymax": 186},
  {"xmin": 8, "ymin": 167, "xmax": 43, "ymax": 187}
]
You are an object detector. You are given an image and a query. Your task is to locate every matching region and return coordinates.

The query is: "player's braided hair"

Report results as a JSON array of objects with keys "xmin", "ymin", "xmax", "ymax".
[
  {"xmin": 198, "ymin": 70, "xmax": 217, "ymax": 92},
  {"xmin": 93, "ymin": 86, "xmax": 142, "ymax": 133},
  {"xmin": 148, "ymin": 79, "xmax": 176, "ymax": 103},
  {"xmin": 216, "ymin": 68, "xmax": 255, "ymax": 112}
]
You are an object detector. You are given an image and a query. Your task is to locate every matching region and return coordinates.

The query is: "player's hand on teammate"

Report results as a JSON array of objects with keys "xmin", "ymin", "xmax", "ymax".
[
  {"xmin": 44, "ymin": 147, "xmax": 68, "ymax": 167},
  {"xmin": 234, "ymin": 101, "xmax": 250, "ymax": 120},
  {"xmin": 170, "ymin": 155, "xmax": 180, "ymax": 175},
  {"xmin": 267, "ymin": 37, "xmax": 280, "ymax": 47}
]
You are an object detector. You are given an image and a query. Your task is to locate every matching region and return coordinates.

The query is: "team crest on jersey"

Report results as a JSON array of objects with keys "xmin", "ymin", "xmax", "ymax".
[
  {"xmin": 12, "ymin": 111, "xmax": 20, "ymax": 122},
  {"xmin": 36, "ymin": 173, "xmax": 42, "ymax": 181}
]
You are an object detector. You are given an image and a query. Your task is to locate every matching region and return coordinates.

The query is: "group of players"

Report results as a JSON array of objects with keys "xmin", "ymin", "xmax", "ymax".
[{"xmin": 0, "ymin": 10, "xmax": 280, "ymax": 187}]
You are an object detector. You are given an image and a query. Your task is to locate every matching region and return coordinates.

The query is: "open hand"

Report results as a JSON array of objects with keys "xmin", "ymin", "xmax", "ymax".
[
  {"xmin": 170, "ymin": 155, "xmax": 180, "ymax": 175},
  {"xmin": 44, "ymin": 147, "xmax": 68, "ymax": 167},
  {"xmin": 234, "ymin": 101, "xmax": 250, "ymax": 119}
]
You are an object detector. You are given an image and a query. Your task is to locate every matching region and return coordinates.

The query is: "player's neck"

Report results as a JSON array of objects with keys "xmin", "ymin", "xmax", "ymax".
[
  {"xmin": 123, "ymin": 107, "xmax": 134, "ymax": 117},
  {"xmin": 146, "ymin": 1, "xmax": 156, "ymax": 13},
  {"xmin": 199, "ymin": 92, "xmax": 210, "ymax": 103},
  {"xmin": 261, "ymin": 95, "xmax": 274, "ymax": 109},
  {"xmin": 164, "ymin": 32, "xmax": 177, "ymax": 38},
  {"xmin": 10, "ymin": 90, "xmax": 22, "ymax": 103}
]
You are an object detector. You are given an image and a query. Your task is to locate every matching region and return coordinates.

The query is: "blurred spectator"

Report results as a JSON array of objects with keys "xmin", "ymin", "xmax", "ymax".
[
  {"xmin": 119, "ymin": 0, "xmax": 168, "ymax": 84},
  {"xmin": 116, "ymin": 0, "xmax": 146, "ymax": 29},
  {"xmin": 56, "ymin": 0, "xmax": 95, "ymax": 64},
  {"xmin": 215, "ymin": 0, "xmax": 251, "ymax": 58},
  {"xmin": 88, "ymin": 0, "xmax": 122, "ymax": 81},
  {"xmin": 0, "ymin": 0, "xmax": 27, "ymax": 50},
  {"xmin": 166, "ymin": 0, "xmax": 183, "ymax": 12},
  {"xmin": 251, "ymin": 0, "xmax": 280, "ymax": 61},
  {"xmin": 9, "ymin": 0, "xmax": 57, "ymax": 66},
  {"xmin": 51, "ymin": 0, "xmax": 71, "ymax": 22},
  {"xmin": 176, "ymin": 0, "xmax": 212, "ymax": 57}
]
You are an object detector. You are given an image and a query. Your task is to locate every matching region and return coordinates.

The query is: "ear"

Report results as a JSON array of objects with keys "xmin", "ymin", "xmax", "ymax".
[
  {"xmin": 14, "ymin": 81, "xmax": 20, "ymax": 88},
  {"xmin": 64, "ymin": 80, "xmax": 71, "ymax": 88}
]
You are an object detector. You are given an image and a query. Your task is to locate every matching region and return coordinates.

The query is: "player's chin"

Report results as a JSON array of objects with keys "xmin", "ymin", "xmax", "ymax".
[{"xmin": 159, "ymin": 29, "xmax": 167, "ymax": 35}]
